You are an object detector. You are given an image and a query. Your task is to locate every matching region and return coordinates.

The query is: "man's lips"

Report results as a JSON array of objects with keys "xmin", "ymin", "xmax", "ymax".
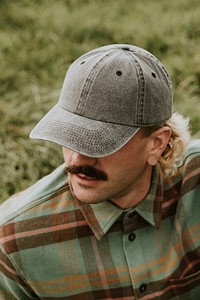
[{"xmin": 75, "ymin": 174, "xmax": 100, "ymax": 181}]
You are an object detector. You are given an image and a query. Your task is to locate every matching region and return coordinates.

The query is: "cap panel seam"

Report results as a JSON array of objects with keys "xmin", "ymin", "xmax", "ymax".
[
  {"xmin": 129, "ymin": 48, "xmax": 172, "ymax": 87},
  {"xmin": 126, "ymin": 51, "xmax": 145, "ymax": 125},
  {"xmin": 76, "ymin": 50, "xmax": 116, "ymax": 115}
]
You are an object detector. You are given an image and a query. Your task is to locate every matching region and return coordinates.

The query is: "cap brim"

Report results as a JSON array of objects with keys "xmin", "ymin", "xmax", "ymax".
[{"xmin": 30, "ymin": 105, "xmax": 140, "ymax": 157}]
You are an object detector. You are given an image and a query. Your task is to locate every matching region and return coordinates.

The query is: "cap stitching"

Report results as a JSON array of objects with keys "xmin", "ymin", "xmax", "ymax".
[
  {"xmin": 130, "ymin": 48, "xmax": 172, "ymax": 87},
  {"xmin": 126, "ymin": 51, "xmax": 145, "ymax": 125},
  {"xmin": 76, "ymin": 50, "xmax": 116, "ymax": 114}
]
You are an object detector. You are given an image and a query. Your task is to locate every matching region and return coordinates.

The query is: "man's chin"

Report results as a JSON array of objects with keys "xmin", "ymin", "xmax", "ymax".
[
  {"xmin": 68, "ymin": 178, "xmax": 104, "ymax": 204},
  {"xmin": 73, "ymin": 191, "xmax": 103, "ymax": 204},
  {"xmin": 72, "ymin": 189, "xmax": 104, "ymax": 205}
]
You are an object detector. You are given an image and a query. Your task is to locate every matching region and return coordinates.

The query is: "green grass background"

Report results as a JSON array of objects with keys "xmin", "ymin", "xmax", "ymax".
[{"xmin": 1, "ymin": 0, "xmax": 200, "ymax": 203}]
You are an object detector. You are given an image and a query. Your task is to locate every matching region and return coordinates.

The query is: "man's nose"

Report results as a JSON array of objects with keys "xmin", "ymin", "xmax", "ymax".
[{"xmin": 71, "ymin": 152, "xmax": 97, "ymax": 166}]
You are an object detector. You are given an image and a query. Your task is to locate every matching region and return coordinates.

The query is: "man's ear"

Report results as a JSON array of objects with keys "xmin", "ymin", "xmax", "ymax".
[{"xmin": 147, "ymin": 126, "xmax": 171, "ymax": 166}]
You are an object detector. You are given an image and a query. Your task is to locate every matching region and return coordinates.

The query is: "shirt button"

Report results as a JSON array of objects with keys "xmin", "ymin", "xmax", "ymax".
[
  {"xmin": 139, "ymin": 284, "xmax": 147, "ymax": 293},
  {"xmin": 128, "ymin": 233, "xmax": 136, "ymax": 241}
]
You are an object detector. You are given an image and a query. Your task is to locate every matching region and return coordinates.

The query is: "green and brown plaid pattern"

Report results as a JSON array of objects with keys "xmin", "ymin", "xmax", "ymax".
[{"xmin": 0, "ymin": 141, "xmax": 200, "ymax": 299}]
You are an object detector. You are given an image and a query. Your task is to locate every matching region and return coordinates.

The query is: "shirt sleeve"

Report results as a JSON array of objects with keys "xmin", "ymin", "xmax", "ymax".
[{"xmin": 0, "ymin": 245, "xmax": 38, "ymax": 299}]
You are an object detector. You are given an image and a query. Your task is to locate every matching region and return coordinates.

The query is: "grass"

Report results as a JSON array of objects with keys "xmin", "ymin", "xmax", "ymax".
[{"xmin": 1, "ymin": 0, "xmax": 200, "ymax": 203}]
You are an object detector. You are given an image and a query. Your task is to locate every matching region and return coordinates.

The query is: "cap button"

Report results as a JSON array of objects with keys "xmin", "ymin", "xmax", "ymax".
[{"xmin": 121, "ymin": 46, "xmax": 130, "ymax": 50}]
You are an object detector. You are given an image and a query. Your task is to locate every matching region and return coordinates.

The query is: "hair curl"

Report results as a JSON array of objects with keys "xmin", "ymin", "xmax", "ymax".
[{"xmin": 142, "ymin": 112, "xmax": 191, "ymax": 177}]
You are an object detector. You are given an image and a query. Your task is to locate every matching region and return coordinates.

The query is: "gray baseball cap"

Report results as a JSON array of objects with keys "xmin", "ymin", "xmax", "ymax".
[{"xmin": 30, "ymin": 44, "xmax": 173, "ymax": 157}]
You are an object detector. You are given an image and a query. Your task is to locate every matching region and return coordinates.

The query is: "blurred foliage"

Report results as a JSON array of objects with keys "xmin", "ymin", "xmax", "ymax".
[{"xmin": 0, "ymin": 0, "xmax": 200, "ymax": 203}]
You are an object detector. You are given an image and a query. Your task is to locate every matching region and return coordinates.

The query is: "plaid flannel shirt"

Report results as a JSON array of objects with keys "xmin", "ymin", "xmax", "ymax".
[{"xmin": 0, "ymin": 140, "xmax": 200, "ymax": 299}]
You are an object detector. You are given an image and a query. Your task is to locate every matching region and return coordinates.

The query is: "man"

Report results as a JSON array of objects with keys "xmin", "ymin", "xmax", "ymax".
[{"xmin": 0, "ymin": 44, "xmax": 199, "ymax": 299}]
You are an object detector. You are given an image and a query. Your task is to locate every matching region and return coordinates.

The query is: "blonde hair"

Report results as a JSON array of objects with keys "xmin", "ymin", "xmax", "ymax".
[{"xmin": 142, "ymin": 112, "xmax": 191, "ymax": 177}]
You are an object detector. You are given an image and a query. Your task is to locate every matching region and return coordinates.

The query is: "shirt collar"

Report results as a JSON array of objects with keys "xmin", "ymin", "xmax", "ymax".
[
  {"xmin": 78, "ymin": 200, "xmax": 124, "ymax": 240},
  {"xmin": 78, "ymin": 167, "xmax": 163, "ymax": 240},
  {"xmin": 136, "ymin": 166, "xmax": 163, "ymax": 228}
]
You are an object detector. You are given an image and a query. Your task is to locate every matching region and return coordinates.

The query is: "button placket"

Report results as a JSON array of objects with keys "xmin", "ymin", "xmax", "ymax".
[{"xmin": 123, "ymin": 212, "xmax": 149, "ymax": 296}]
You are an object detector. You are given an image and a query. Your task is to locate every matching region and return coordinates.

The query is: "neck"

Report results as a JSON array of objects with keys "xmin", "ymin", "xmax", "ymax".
[{"xmin": 110, "ymin": 166, "xmax": 152, "ymax": 209}]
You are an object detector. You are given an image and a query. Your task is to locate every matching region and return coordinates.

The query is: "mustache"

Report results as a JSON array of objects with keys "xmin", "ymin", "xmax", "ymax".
[{"xmin": 65, "ymin": 165, "xmax": 108, "ymax": 181}]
